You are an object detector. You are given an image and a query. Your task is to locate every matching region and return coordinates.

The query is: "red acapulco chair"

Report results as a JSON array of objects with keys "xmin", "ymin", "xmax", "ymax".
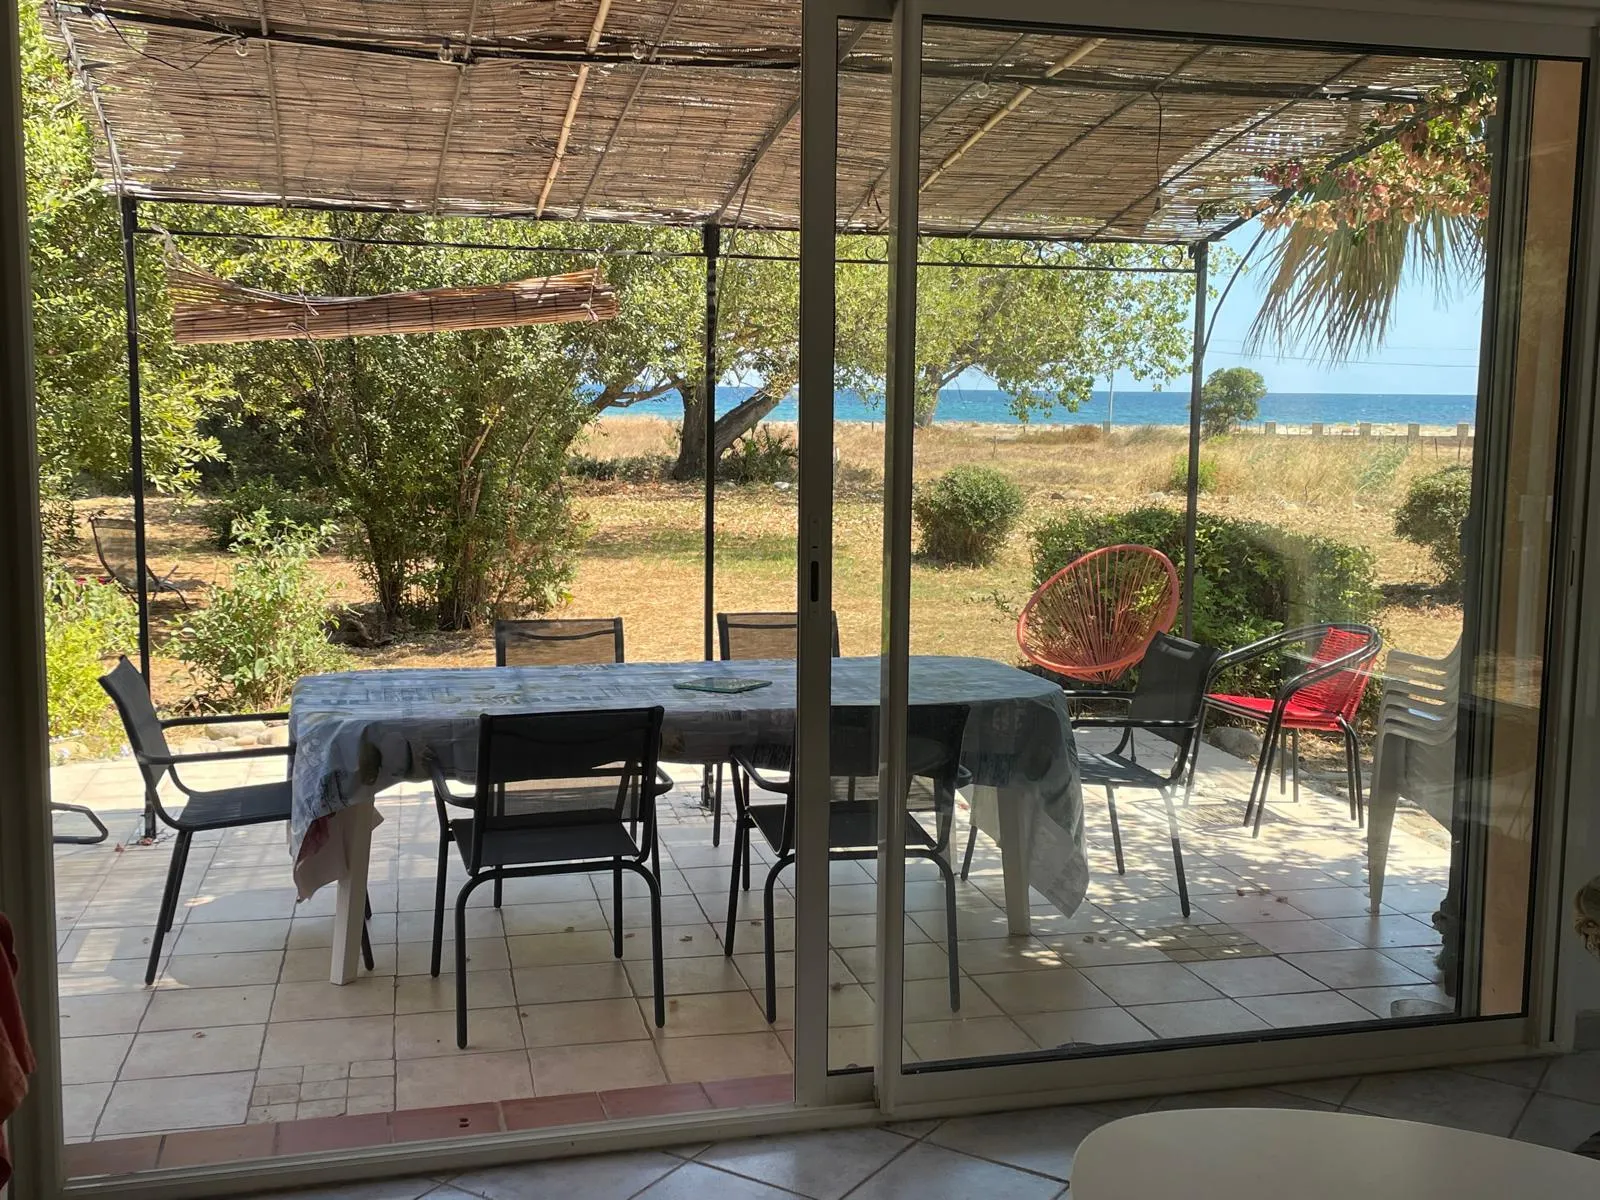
[
  {"xmin": 1016, "ymin": 544, "xmax": 1181, "ymax": 684},
  {"xmin": 1187, "ymin": 623, "xmax": 1382, "ymax": 837}
]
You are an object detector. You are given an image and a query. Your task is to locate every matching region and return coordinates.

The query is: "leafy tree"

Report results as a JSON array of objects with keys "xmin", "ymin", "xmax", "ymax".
[
  {"xmin": 1200, "ymin": 367, "xmax": 1267, "ymax": 436},
  {"xmin": 1242, "ymin": 67, "xmax": 1494, "ymax": 360},
  {"xmin": 21, "ymin": 0, "xmax": 228, "ymax": 495},
  {"xmin": 836, "ymin": 238, "xmax": 1194, "ymax": 427}
]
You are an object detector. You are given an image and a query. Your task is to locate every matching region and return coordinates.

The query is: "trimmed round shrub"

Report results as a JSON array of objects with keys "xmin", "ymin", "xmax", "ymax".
[
  {"xmin": 1030, "ymin": 504, "xmax": 1380, "ymax": 697},
  {"xmin": 914, "ymin": 466, "xmax": 1025, "ymax": 566},
  {"xmin": 1165, "ymin": 452, "xmax": 1219, "ymax": 494},
  {"xmin": 1394, "ymin": 466, "xmax": 1472, "ymax": 594}
]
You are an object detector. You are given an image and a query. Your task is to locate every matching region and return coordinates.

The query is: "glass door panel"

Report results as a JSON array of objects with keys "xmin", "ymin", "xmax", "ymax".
[{"xmin": 874, "ymin": 5, "xmax": 1582, "ymax": 1091}]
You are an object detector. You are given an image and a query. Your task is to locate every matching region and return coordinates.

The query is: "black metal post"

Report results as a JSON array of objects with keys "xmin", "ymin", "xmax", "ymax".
[
  {"xmin": 702, "ymin": 223, "xmax": 720, "ymax": 662},
  {"xmin": 120, "ymin": 195, "xmax": 156, "ymax": 840},
  {"xmin": 1183, "ymin": 240, "xmax": 1208, "ymax": 640}
]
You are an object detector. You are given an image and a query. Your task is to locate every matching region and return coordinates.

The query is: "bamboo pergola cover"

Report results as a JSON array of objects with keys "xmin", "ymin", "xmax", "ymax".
[
  {"xmin": 46, "ymin": 1, "xmax": 1474, "ymax": 241},
  {"xmin": 168, "ymin": 261, "xmax": 618, "ymax": 343}
]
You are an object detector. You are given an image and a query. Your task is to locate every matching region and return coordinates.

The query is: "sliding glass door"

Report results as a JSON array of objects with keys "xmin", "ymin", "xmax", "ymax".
[{"xmin": 799, "ymin": 0, "xmax": 1593, "ymax": 1115}]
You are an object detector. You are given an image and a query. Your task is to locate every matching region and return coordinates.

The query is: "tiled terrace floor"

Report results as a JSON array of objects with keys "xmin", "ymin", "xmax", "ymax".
[
  {"xmin": 52, "ymin": 728, "xmax": 1457, "ymax": 1171},
  {"xmin": 237, "ymin": 1053, "xmax": 1600, "ymax": 1200}
]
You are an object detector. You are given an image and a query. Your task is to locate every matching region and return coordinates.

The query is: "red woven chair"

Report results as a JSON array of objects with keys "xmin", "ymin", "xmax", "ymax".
[
  {"xmin": 1186, "ymin": 623, "xmax": 1382, "ymax": 837},
  {"xmin": 1016, "ymin": 544, "xmax": 1181, "ymax": 683}
]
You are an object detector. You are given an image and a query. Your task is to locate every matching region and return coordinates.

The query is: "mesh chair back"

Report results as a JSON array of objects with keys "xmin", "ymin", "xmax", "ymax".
[
  {"xmin": 99, "ymin": 656, "xmax": 175, "ymax": 797},
  {"xmin": 718, "ymin": 611, "xmax": 841, "ymax": 660},
  {"xmin": 89, "ymin": 515, "xmax": 141, "ymax": 590},
  {"xmin": 1017, "ymin": 544, "xmax": 1180, "ymax": 683},
  {"xmin": 1295, "ymin": 625, "xmax": 1381, "ymax": 720},
  {"xmin": 1128, "ymin": 634, "xmax": 1219, "ymax": 751},
  {"xmin": 466, "ymin": 707, "xmax": 665, "ymax": 866},
  {"xmin": 495, "ymin": 618, "xmax": 624, "ymax": 666}
]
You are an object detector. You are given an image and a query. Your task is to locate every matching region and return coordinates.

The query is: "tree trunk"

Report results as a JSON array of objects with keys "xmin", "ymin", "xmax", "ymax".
[{"xmin": 671, "ymin": 383, "xmax": 787, "ymax": 480}]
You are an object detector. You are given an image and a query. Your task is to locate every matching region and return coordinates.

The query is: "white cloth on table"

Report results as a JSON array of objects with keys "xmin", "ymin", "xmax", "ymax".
[{"xmin": 287, "ymin": 655, "xmax": 1086, "ymax": 912}]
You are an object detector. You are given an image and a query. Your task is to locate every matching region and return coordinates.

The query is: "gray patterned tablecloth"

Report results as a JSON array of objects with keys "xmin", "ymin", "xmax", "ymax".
[{"xmin": 288, "ymin": 655, "xmax": 1086, "ymax": 913}]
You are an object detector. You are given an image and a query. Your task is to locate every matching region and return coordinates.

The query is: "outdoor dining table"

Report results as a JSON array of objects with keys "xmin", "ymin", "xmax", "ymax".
[{"xmin": 287, "ymin": 655, "xmax": 1087, "ymax": 984}]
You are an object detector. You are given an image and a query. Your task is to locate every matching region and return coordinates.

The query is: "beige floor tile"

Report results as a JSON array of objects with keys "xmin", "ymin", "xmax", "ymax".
[
  {"xmin": 904, "ymin": 1016, "xmax": 1034, "ymax": 1062},
  {"xmin": 58, "ymin": 926, "xmax": 165, "ymax": 966},
  {"xmin": 506, "ymin": 930, "xmax": 619, "ymax": 968},
  {"xmin": 622, "ymin": 922, "xmax": 725, "ymax": 961},
  {"xmin": 1339, "ymin": 983, "xmax": 1454, "ymax": 1017},
  {"xmin": 62, "ymin": 1082, "xmax": 112, "ymax": 1140},
  {"xmin": 395, "ymin": 906, "xmax": 504, "ymax": 943},
  {"xmin": 121, "ymin": 1023, "xmax": 266, "ymax": 1079},
  {"xmin": 734, "ymin": 950, "xmax": 856, "ymax": 992},
  {"xmin": 625, "ymin": 954, "xmax": 747, "ymax": 997},
  {"xmin": 1195, "ymin": 892, "xmax": 1315, "ymax": 924},
  {"xmin": 395, "ymin": 1050, "xmax": 535, "ymax": 1108},
  {"xmin": 946, "ymin": 937, "xmax": 1064, "ymax": 976},
  {"xmin": 1238, "ymin": 990, "xmax": 1377, "ymax": 1028},
  {"xmin": 1282, "ymin": 888, "xmax": 1385, "ymax": 919},
  {"xmin": 1282, "ymin": 949, "xmax": 1428, "ymax": 990},
  {"xmin": 656, "ymin": 1032, "xmax": 792, "ymax": 1083},
  {"xmin": 157, "ymin": 951, "xmax": 286, "ymax": 989},
  {"xmin": 970, "ymin": 968, "xmax": 1115, "ymax": 1015},
  {"xmin": 60, "ymin": 1034, "xmax": 132, "ymax": 1085},
  {"xmin": 397, "ymin": 937, "xmax": 507, "ymax": 975},
  {"xmin": 1044, "ymin": 931, "xmax": 1171, "ymax": 968},
  {"xmin": 141, "ymin": 985, "xmax": 275, "ymax": 1032},
  {"xmin": 520, "ymin": 997, "xmax": 649, "ymax": 1048},
  {"xmin": 56, "ymin": 958, "xmax": 157, "ymax": 997},
  {"xmin": 1076, "ymin": 962, "xmax": 1222, "ymax": 1007},
  {"xmin": 259, "ymin": 1015, "xmax": 395, "ymax": 1068},
  {"xmin": 828, "ymin": 1025, "xmax": 875, "ymax": 1072},
  {"xmin": 1183, "ymin": 956, "xmax": 1326, "ymax": 998},
  {"xmin": 58, "ymin": 991, "xmax": 151, "ymax": 1037},
  {"xmin": 271, "ymin": 977, "xmax": 395, "ymax": 1022},
  {"xmin": 770, "ymin": 984, "xmax": 876, "ymax": 1031},
  {"xmin": 530, "ymin": 1041, "xmax": 667, "ymax": 1095},
  {"xmin": 1320, "ymin": 914, "xmax": 1441, "ymax": 949},
  {"xmin": 98, "ymin": 1071, "xmax": 257, "ymax": 1135},
  {"xmin": 1126, "ymin": 998, "xmax": 1271, "ymax": 1039},
  {"xmin": 171, "ymin": 919, "xmax": 291, "ymax": 957},
  {"xmin": 1016, "ymin": 1007, "xmax": 1155, "ymax": 1049},
  {"xmin": 499, "ymin": 900, "xmax": 611, "ymax": 937},
  {"xmin": 400, "ymin": 1006, "xmax": 524, "ymax": 1058},
  {"xmin": 180, "ymin": 885, "xmax": 299, "ymax": 923},
  {"xmin": 396, "ymin": 970, "xmax": 515, "ymax": 1014},
  {"xmin": 513, "ymin": 961, "xmax": 633, "ymax": 1005},
  {"xmin": 648, "ymin": 990, "xmax": 770, "ymax": 1038},
  {"xmin": 1224, "ymin": 920, "xmax": 1365, "ymax": 955}
]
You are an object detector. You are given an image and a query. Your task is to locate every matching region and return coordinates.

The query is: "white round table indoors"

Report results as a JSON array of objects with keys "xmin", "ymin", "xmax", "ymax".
[{"xmin": 1069, "ymin": 1107, "xmax": 1600, "ymax": 1200}]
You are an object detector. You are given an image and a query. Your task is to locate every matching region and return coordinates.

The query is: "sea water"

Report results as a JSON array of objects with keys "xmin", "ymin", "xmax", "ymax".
[{"xmin": 607, "ymin": 385, "xmax": 1479, "ymax": 428}]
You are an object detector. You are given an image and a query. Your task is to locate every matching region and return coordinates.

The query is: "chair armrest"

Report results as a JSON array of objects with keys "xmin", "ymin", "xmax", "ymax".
[
  {"xmin": 143, "ymin": 744, "xmax": 289, "ymax": 765},
  {"xmin": 161, "ymin": 712, "xmax": 289, "ymax": 727},
  {"xmin": 1276, "ymin": 642, "xmax": 1380, "ymax": 704},
  {"xmin": 1060, "ymin": 689, "xmax": 1135, "ymax": 704},
  {"xmin": 730, "ymin": 750, "xmax": 794, "ymax": 795}
]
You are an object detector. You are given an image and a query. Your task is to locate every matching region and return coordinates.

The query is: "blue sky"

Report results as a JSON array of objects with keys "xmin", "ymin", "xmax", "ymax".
[{"xmin": 951, "ymin": 222, "xmax": 1485, "ymax": 397}]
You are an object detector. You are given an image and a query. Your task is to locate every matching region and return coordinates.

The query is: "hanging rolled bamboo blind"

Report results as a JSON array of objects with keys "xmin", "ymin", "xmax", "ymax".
[{"xmin": 168, "ymin": 261, "xmax": 618, "ymax": 344}]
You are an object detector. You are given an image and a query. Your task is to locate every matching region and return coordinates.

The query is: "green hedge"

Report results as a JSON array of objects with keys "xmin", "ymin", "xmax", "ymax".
[{"xmin": 1031, "ymin": 505, "xmax": 1380, "ymax": 694}]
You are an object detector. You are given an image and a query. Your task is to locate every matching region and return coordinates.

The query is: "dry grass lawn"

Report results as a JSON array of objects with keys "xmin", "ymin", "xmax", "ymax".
[{"xmin": 67, "ymin": 416, "xmax": 1468, "ymax": 722}]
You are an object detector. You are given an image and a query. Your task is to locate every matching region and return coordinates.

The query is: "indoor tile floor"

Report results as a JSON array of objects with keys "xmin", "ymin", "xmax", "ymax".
[
  {"xmin": 51, "ymin": 727, "xmax": 1458, "ymax": 1166},
  {"xmin": 235, "ymin": 1053, "xmax": 1600, "ymax": 1200}
]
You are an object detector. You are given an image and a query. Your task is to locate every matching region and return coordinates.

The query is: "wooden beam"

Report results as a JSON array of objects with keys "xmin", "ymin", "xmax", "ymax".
[
  {"xmin": 430, "ymin": 0, "xmax": 480, "ymax": 211},
  {"xmin": 535, "ymin": 0, "xmax": 613, "ymax": 219},
  {"xmin": 255, "ymin": 1, "xmax": 290, "ymax": 203}
]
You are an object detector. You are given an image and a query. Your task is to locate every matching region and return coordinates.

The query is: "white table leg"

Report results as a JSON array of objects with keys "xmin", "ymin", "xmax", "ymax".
[
  {"xmin": 330, "ymin": 814, "xmax": 373, "ymax": 985},
  {"xmin": 995, "ymin": 788, "xmax": 1031, "ymax": 936}
]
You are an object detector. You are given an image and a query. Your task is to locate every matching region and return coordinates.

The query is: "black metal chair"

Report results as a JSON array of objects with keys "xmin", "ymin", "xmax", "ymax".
[
  {"xmin": 98, "ymin": 656, "xmax": 374, "ymax": 983},
  {"xmin": 426, "ymin": 707, "xmax": 671, "ymax": 1048},
  {"xmin": 495, "ymin": 617, "xmax": 625, "ymax": 667},
  {"xmin": 724, "ymin": 703, "xmax": 969, "ymax": 1023},
  {"xmin": 708, "ymin": 611, "xmax": 841, "ymax": 848},
  {"xmin": 89, "ymin": 514, "xmax": 190, "ymax": 608},
  {"xmin": 1067, "ymin": 633, "xmax": 1219, "ymax": 917}
]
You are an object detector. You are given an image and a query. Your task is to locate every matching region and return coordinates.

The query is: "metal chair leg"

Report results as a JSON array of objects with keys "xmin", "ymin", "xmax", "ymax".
[
  {"xmin": 723, "ymin": 812, "xmax": 744, "ymax": 956},
  {"xmin": 1291, "ymin": 729, "xmax": 1301, "ymax": 802},
  {"xmin": 453, "ymin": 873, "xmax": 490, "ymax": 1049},
  {"xmin": 430, "ymin": 834, "xmax": 450, "ymax": 978},
  {"xmin": 493, "ymin": 877, "xmax": 503, "ymax": 908},
  {"xmin": 145, "ymin": 830, "xmax": 191, "ymax": 985},
  {"xmin": 632, "ymin": 862, "xmax": 666, "ymax": 1028},
  {"xmin": 51, "ymin": 802, "xmax": 108, "ymax": 845},
  {"xmin": 960, "ymin": 822, "xmax": 978, "ymax": 881},
  {"xmin": 711, "ymin": 763, "xmax": 723, "ymax": 847},
  {"xmin": 1243, "ymin": 719, "xmax": 1281, "ymax": 835},
  {"xmin": 612, "ymin": 859, "xmax": 624, "ymax": 958},
  {"xmin": 361, "ymin": 895, "xmax": 375, "ymax": 971},
  {"xmin": 1183, "ymin": 707, "xmax": 1207, "ymax": 806},
  {"xmin": 1342, "ymin": 720, "xmax": 1365, "ymax": 827},
  {"xmin": 762, "ymin": 857, "xmax": 788, "ymax": 1023},
  {"xmin": 1252, "ymin": 720, "xmax": 1282, "ymax": 839},
  {"xmin": 1158, "ymin": 786, "xmax": 1190, "ymax": 917},
  {"xmin": 932, "ymin": 850, "xmax": 962, "ymax": 1012},
  {"xmin": 1106, "ymin": 786, "xmax": 1125, "ymax": 874}
]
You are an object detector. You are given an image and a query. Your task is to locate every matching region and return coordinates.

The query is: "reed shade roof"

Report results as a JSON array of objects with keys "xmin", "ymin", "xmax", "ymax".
[
  {"xmin": 45, "ymin": 1, "xmax": 1474, "ymax": 241},
  {"xmin": 167, "ymin": 259, "xmax": 618, "ymax": 344}
]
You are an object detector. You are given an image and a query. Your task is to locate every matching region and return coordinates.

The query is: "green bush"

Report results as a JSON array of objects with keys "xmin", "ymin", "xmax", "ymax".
[
  {"xmin": 1200, "ymin": 367, "xmax": 1266, "ymax": 436},
  {"xmin": 206, "ymin": 478, "xmax": 343, "ymax": 550},
  {"xmin": 1031, "ymin": 505, "xmax": 1380, "ymax": 695},
  {"xmin": 719, "ymin": 427, "xmax": 797, "ymax": 486},
  {"xmin": 914, "ymin": 465, "xmax": 1026, "ymax": 566},
  {"xmin": 174, "ymin": 513, "xmax": 348, "ymax": 710},
  {"xmin": 43, "ymin": 565, "xmax": 137, "ymax": 743},
  {"xmin": 565, "ymin": 454, "xmax": 671, "ymax": 484},
  {"xmin": 1394, "ymin": 466, "xmax": 1472, "ymax": 594},
  {"xmin": 1165, "ymin": 452, "xmax": 1219, "ymax": 494}
]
